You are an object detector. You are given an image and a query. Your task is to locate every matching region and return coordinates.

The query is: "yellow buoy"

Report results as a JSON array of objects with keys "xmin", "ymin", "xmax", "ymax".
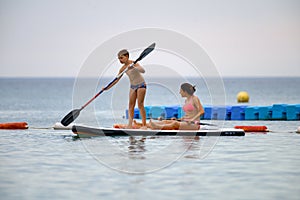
[{"xmin": 237, "ymin": 91, "xmax": 249, "ymax": 103}]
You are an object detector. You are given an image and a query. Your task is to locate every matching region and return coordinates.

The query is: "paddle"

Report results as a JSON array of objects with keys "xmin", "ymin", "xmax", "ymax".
[
  {"xmin": 61, "ymin": 43, "xmax": 156, "ymax": 126},
  {"xmin": 199, "ymin": 122, "xmax": 217, "ymax": 126}
]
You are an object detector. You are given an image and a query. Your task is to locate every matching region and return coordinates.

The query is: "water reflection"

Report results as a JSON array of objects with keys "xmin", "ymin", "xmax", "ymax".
[
  {"xmin": 128, "ymin": 136, "xmax": 146, "ymax": 160},
  {"xmin": 77, "ymin": 134, "xmax": 207, "ymax": 174},
  {"xmin": 126, "ymin": 135, "xmax": 201, "ymax": 161},
  {"xmin": 181, "ymin": 136, "xmax": 202, "ymax": 159}
]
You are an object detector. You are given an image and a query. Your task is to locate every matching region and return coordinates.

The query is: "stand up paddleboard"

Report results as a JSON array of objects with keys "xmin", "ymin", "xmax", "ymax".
[{"xmin": 72, "ymin": 125, "xmax": 245, "ymax": 138}]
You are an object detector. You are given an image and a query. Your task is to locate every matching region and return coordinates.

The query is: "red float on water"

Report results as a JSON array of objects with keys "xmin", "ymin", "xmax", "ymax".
[
  {"xmin": 0, "ymin": 122, "xmax": 28, "ymax": 129},
  {"xmin": 234, "ymin": 125, "xmax": 268, "ymax": 132}
]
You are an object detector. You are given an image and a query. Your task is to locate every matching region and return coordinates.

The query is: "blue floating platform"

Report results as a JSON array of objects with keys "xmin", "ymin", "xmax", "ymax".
[
  {"xmin": 203, "ymin": 106, "xmax": 212, "ymax": 120},
  {"xmin": 177, "ymin": 106, "xmax": 185, "ymax": 119},
  {"xmin": 225, "ymin": 106, "xmax": 232, "ymax": 120},
  {"xmin": 245, "ymin": 106, "xmax": 259, "ymax": 120},
  {"xmin": 165, "ymin": 106, "xmax": 180, "ymax": 119},
  {"xmin": 211, "ymin": 106, "xmax": 229, "ymax": 120},
  {"xmin": 125, "ymin": 103, "xmax": 300, "ymax": 121},
  {"xmin": 126, "ymin": 107, "xmax": 151, "ymax": 119},
  {"xmin": 286, "ymin": 104, "xmax": 300, "ymax": 120},
  {"xmin": 149, "ymin": 106, "xmax": 166, "ymax": 119},
  {"xmin": 258, "ymin": 106, "xmax": 272, "ymax": 120},
  {"xmin": 231, "ymin": 106, "xmax": 246, "ymax": 120},
  {"xmin": 271, "ymin": 104, "xmax": 287, "ymax": 120}
]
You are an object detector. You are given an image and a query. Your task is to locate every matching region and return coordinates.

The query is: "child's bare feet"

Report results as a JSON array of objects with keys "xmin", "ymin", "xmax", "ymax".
[{"xmin": 139, "ymin": 126, "xmax": 147, "ymax": 130}]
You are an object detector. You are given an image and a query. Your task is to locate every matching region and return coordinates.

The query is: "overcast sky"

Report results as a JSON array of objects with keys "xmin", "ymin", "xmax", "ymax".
[{"xmin": 1, "ymin": 0, "xmax": 300, "ymax": 77}]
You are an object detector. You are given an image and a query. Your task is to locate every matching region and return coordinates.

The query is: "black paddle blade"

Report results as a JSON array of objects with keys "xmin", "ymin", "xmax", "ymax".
[
  {"xmin": 61, "ymin": 109, "xmax": 81, "ymax": 126},
  {"xmin": 134, "ymin": 43, "xmax": 156, "ymax": 64}
]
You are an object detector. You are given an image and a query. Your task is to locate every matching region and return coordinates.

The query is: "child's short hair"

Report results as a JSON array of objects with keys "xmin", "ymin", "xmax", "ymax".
[{"xmin": 118, "ymin": 49, "xmax": 129, "ymax": 57}]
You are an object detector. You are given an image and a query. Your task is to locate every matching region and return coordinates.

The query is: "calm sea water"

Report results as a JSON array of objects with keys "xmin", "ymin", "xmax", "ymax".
[{"xmin": 0, "ymin": 77, "xmax": 300, "ymax": 200}]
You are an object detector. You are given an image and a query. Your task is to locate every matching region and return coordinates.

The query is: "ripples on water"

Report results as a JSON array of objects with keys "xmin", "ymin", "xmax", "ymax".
[
  {"xmin": 0, "ymin": 78, "xmax": 300, "ymax": 199},
  {"xmin": 1, "ymin": 125, "xmax": 300, "ymax": 200}
]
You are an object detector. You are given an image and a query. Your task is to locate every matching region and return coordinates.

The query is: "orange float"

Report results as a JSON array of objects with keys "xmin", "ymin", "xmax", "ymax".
[
  {"xmin": 0, "ymin": 122, "xmax": 28, "ymax": 129},
  {"xmin": 234, "ymin": 125, "xmax": 268, "ymax": 132}
]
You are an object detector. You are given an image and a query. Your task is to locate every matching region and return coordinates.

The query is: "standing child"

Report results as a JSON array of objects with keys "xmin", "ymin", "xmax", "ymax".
[{"xmin": 105, "ymin": 49, "xmax": 147, "ymax": 129}]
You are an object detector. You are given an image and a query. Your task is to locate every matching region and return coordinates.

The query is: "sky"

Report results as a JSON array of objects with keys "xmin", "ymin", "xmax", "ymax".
[{"xmin": 0, "ymin": 0, "xmax": 300, "ymax": 77}]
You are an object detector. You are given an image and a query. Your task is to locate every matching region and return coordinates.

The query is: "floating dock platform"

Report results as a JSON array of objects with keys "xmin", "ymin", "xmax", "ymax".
[{"xmin": 126, "ymin": 104, "xmax": 300, "ymax": 121}]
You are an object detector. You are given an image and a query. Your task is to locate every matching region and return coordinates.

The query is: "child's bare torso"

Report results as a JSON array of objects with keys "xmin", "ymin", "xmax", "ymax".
[{"xmin": 126, "ymin": 67, "xmax": 145, "ymax": 85}]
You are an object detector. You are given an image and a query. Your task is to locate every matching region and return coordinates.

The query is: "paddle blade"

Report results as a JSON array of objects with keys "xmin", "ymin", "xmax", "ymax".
[
  {"xmin": 61, "ymin": 109, "xmax": 81, "ymax": 126},
  {"xmin": 134, "ymin": 43, "xmax": 156, "ymax": 64}
]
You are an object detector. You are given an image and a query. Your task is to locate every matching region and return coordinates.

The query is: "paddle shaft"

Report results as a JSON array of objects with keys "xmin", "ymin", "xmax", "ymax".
[
  {"xmin": 80, "ymin": 62, "xmax": 135, "ymax": 110},
  {"xmin": 80, "ymin": 89, "xmax": 105, "ymax": 111}
]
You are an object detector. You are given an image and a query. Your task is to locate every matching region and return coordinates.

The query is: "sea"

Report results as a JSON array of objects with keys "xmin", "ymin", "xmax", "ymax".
[{"xmin": 0, "ymin": 77, "xmax": 300, "ymax": 200}]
